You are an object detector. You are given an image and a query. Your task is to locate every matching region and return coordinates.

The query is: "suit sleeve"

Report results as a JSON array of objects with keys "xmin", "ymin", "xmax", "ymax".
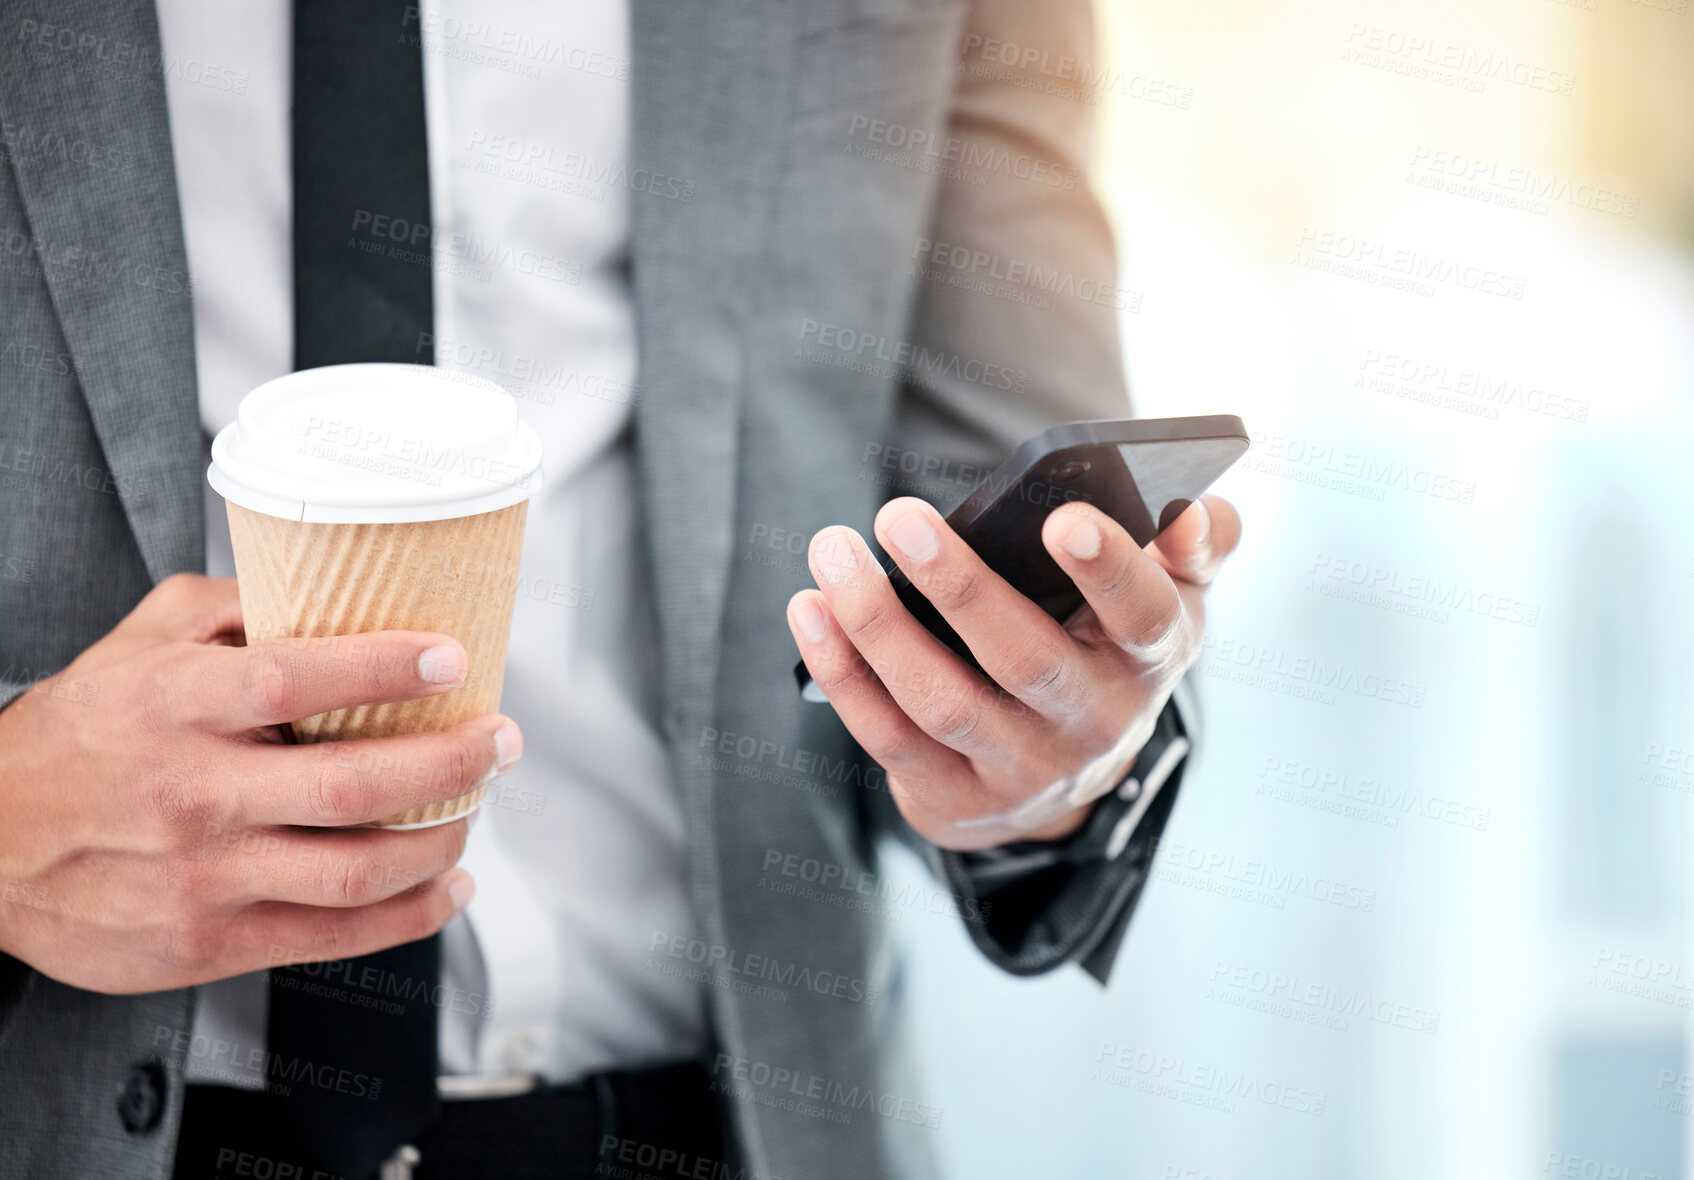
[
  {"xmin": 877, "ymin": 0, "xmax": 1189, "ymax": 984},
  {"xmin": 932, "ymin": 679, "xmax": 1200, "ymax": 983},
  {"xmin": 0, "ymin": 680, "xmax": 36, "ymax": 1047},
  {"xmin": 893, "ymin": 0, "xmax": 1130, "ymax": 468}
]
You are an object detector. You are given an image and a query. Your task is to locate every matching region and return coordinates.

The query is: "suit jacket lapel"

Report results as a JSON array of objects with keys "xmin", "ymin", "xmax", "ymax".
[
  {"xmin": 628, "ymin": 0, "xmax": 797, "ymax": 748},
  {"xmin": 0, "ymin": 0, "xmax": 201, "ymax": 583}
]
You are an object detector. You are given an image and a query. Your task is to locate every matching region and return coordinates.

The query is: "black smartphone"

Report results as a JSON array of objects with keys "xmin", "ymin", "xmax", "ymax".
[{"xmin": 796, "ymin": 415, "xmax": 1250, "ymax": 701}]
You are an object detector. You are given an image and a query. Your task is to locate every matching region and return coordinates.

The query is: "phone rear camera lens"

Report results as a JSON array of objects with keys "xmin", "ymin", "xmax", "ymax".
[{"xmin": 1048, "ymin": 459, "xmax": 1090, "ymax": 483}]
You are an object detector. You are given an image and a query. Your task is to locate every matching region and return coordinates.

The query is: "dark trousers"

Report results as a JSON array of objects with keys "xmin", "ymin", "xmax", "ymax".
[{"xmin": 172, "ymin": 1061, "xmax": 727, "ymax": 1180}]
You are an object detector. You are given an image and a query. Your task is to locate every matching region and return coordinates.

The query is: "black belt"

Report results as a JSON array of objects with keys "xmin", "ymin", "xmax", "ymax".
[{"xmin": 172, "ymin": 1061, "xmax": 726, "ymax": 1180}]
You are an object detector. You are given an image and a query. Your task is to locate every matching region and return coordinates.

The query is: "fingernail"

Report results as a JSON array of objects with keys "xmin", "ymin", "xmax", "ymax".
[
  {"xmin": 885, "ymin": 510, "xmax": 938, "ymax": 562},
  {"xmin": 448, "ymin": 873, "xmax": 475, "ymax": 914},
  {"xmin": 419, "ymin": 643, "xmax": 467, "ymax": 685},
  {"xmin": 811, "ymin": 529, "xmax": 860, "ymax": 584},
  {"xmin": 493, "ymin": 720, "xmax": 523, "ymax": 772},
  {"xmin": 792, "ymin": 597, "xmax": 828, "ymax": 643},
  {"xmin": 1061, "ymin": 517, "xmax": 1101, "ymax": 560},
  {"xmin": 1191, "ymin": 498, "xmax": 1212, "ymax": 548}
]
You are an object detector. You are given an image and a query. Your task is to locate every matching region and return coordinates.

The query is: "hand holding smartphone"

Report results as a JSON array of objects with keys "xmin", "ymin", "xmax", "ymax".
[{"xmin": 796, "ymin": 415, "xmax": 1249, "ymax": 700}]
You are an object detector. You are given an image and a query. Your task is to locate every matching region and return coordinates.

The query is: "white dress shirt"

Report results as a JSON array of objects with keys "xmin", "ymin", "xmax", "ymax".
[{"xmin": 157, "ymin": 0, "xmax": 707, "ymax": 1086}]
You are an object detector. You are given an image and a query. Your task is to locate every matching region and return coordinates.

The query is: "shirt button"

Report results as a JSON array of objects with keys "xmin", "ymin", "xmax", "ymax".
[
  {"xmin": 501, "ymin": 1031, "xmax": 539, "ymax": 1071},
  {"xmin": 117, "ymin": 1061, "xmax": 166, "ymax": 1135}
]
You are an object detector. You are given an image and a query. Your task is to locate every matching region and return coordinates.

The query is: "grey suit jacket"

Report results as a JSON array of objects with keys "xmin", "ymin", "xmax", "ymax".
[{"xmin": 0, "ymin": 0, "xmax": 1192, "ymax": 1176}]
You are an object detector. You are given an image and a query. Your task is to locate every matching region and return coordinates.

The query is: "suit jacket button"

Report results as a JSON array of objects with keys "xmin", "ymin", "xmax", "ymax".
[{"xmin": 117, "ymin": 1061, "xmax": 166, "ymax": 1134}]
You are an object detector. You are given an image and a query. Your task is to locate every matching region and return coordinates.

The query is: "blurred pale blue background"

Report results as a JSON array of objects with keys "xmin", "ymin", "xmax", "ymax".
[{"xmin": 892, "ymin": 1, "xmax": 1694, "ymax": 1175}]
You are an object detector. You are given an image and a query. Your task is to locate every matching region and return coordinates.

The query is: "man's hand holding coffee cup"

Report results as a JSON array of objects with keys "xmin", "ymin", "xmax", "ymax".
[{"xmin": 0, "ymin": 574, "xmax": 517, "ymax": 995}]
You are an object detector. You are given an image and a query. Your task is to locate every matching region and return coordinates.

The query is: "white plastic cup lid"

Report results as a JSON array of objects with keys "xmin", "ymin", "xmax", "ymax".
[{"xmin": 207, "ymin": 364, "xmax": 544, "ymax": 523}]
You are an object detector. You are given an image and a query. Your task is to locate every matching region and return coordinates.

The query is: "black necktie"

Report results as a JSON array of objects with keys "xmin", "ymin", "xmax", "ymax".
[{"xmin": 269, "ymin": 2, "xmax": 439, "ymax": 1175}]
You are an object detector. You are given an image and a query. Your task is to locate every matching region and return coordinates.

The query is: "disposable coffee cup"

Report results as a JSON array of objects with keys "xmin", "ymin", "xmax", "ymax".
[{"xmin": 207, "ymin": 363, "xmax": 543, "ymax": 829}]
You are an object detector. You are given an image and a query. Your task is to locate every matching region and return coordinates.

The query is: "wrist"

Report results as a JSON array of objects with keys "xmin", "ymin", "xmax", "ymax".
[
  {"xmin": 1022, "ymin": 797, "xmax": 1100, "ymax": 843},
  {"xmin": 1019, "ymin": 743, "xmax": 1145, "ymax": 844}
]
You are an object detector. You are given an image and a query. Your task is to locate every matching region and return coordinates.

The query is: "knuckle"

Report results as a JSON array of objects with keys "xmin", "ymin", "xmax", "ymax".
[
  {"xmin": 815, "ymin": 648, "xmax": 876, "ymax": 696},
  {"xmin": 149, "ymin": 572, "xmax": 200, "ymax": 609},
  {"xmin": 1169, "ymin": 620, "xmax": 1203, "ymax": 671},
  {"xmin": 1003, "ymin": 639, "xmax": 1070, "ymax": 700},
  {"xmin": 842, "ymin": 598, "xmax": 898, "ymax": 650},
  {"xmin": 142, "ymin": 766, "xmax": 212, "ymax": 833},
  {"xmin": 156, "ymin": 854, "xmax": 211, "ymax": 910},
  {"xmin": 1173, "ymin": 545, "xmax": 1217, "ymax": 584},
  {"xmin": 308, "ymin": 910, "xmax": 354, "ymax": 962},
  {"xmin": 917, "ymin": 683, "xmax": 981, "ymax": 745},
  {"xmin": 1119, "ymin": 616, "xmax": 1165, "ymax": 653},
  {"xmin": 326, "ymin": 854, "xmax": 374, "ymax": 906},
  {"xmin": 436, "ymin": 736, "xmax": 482, "ymax": 796},
  {"xmin": 1120, "ymin": 598, "xmax": 1182, "ymax": 654},
  {"xmin": 350, "ymin": 638, "xmax": 405, "ymax": 693},
  {"xmin": 1076, "ymin": 691, "xmax": 1141, "ymax": 754},
  {"xmin": 1094, "ymin": 555, "xmax": 1141, "ymax": 605},
  {"xmin": 161, "ymin": 922, "xmax": 219, "ymax": 974},
  {"xmin": 926, "ymin": 564, "xmax": 983, "ymax": 611},
  {"xmin": 305, "ymin": 758, "xmax": 358, "ymax": 824},
  {"xmin": 130, "ymin": 663, "xmax": 179, "ymax": 739},
  {"xmin": 868, "ymin": 723, "xmax": 925, "ymax": 771},
  {"xmin": 245, "ymin": 647, "xmax": 301, "ymax": 719}
]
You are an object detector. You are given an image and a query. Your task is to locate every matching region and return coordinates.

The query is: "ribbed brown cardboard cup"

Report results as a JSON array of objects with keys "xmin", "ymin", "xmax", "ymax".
[{"xmin": 226, "ymin": 500, "xmax": 528, "ymax": 828}]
